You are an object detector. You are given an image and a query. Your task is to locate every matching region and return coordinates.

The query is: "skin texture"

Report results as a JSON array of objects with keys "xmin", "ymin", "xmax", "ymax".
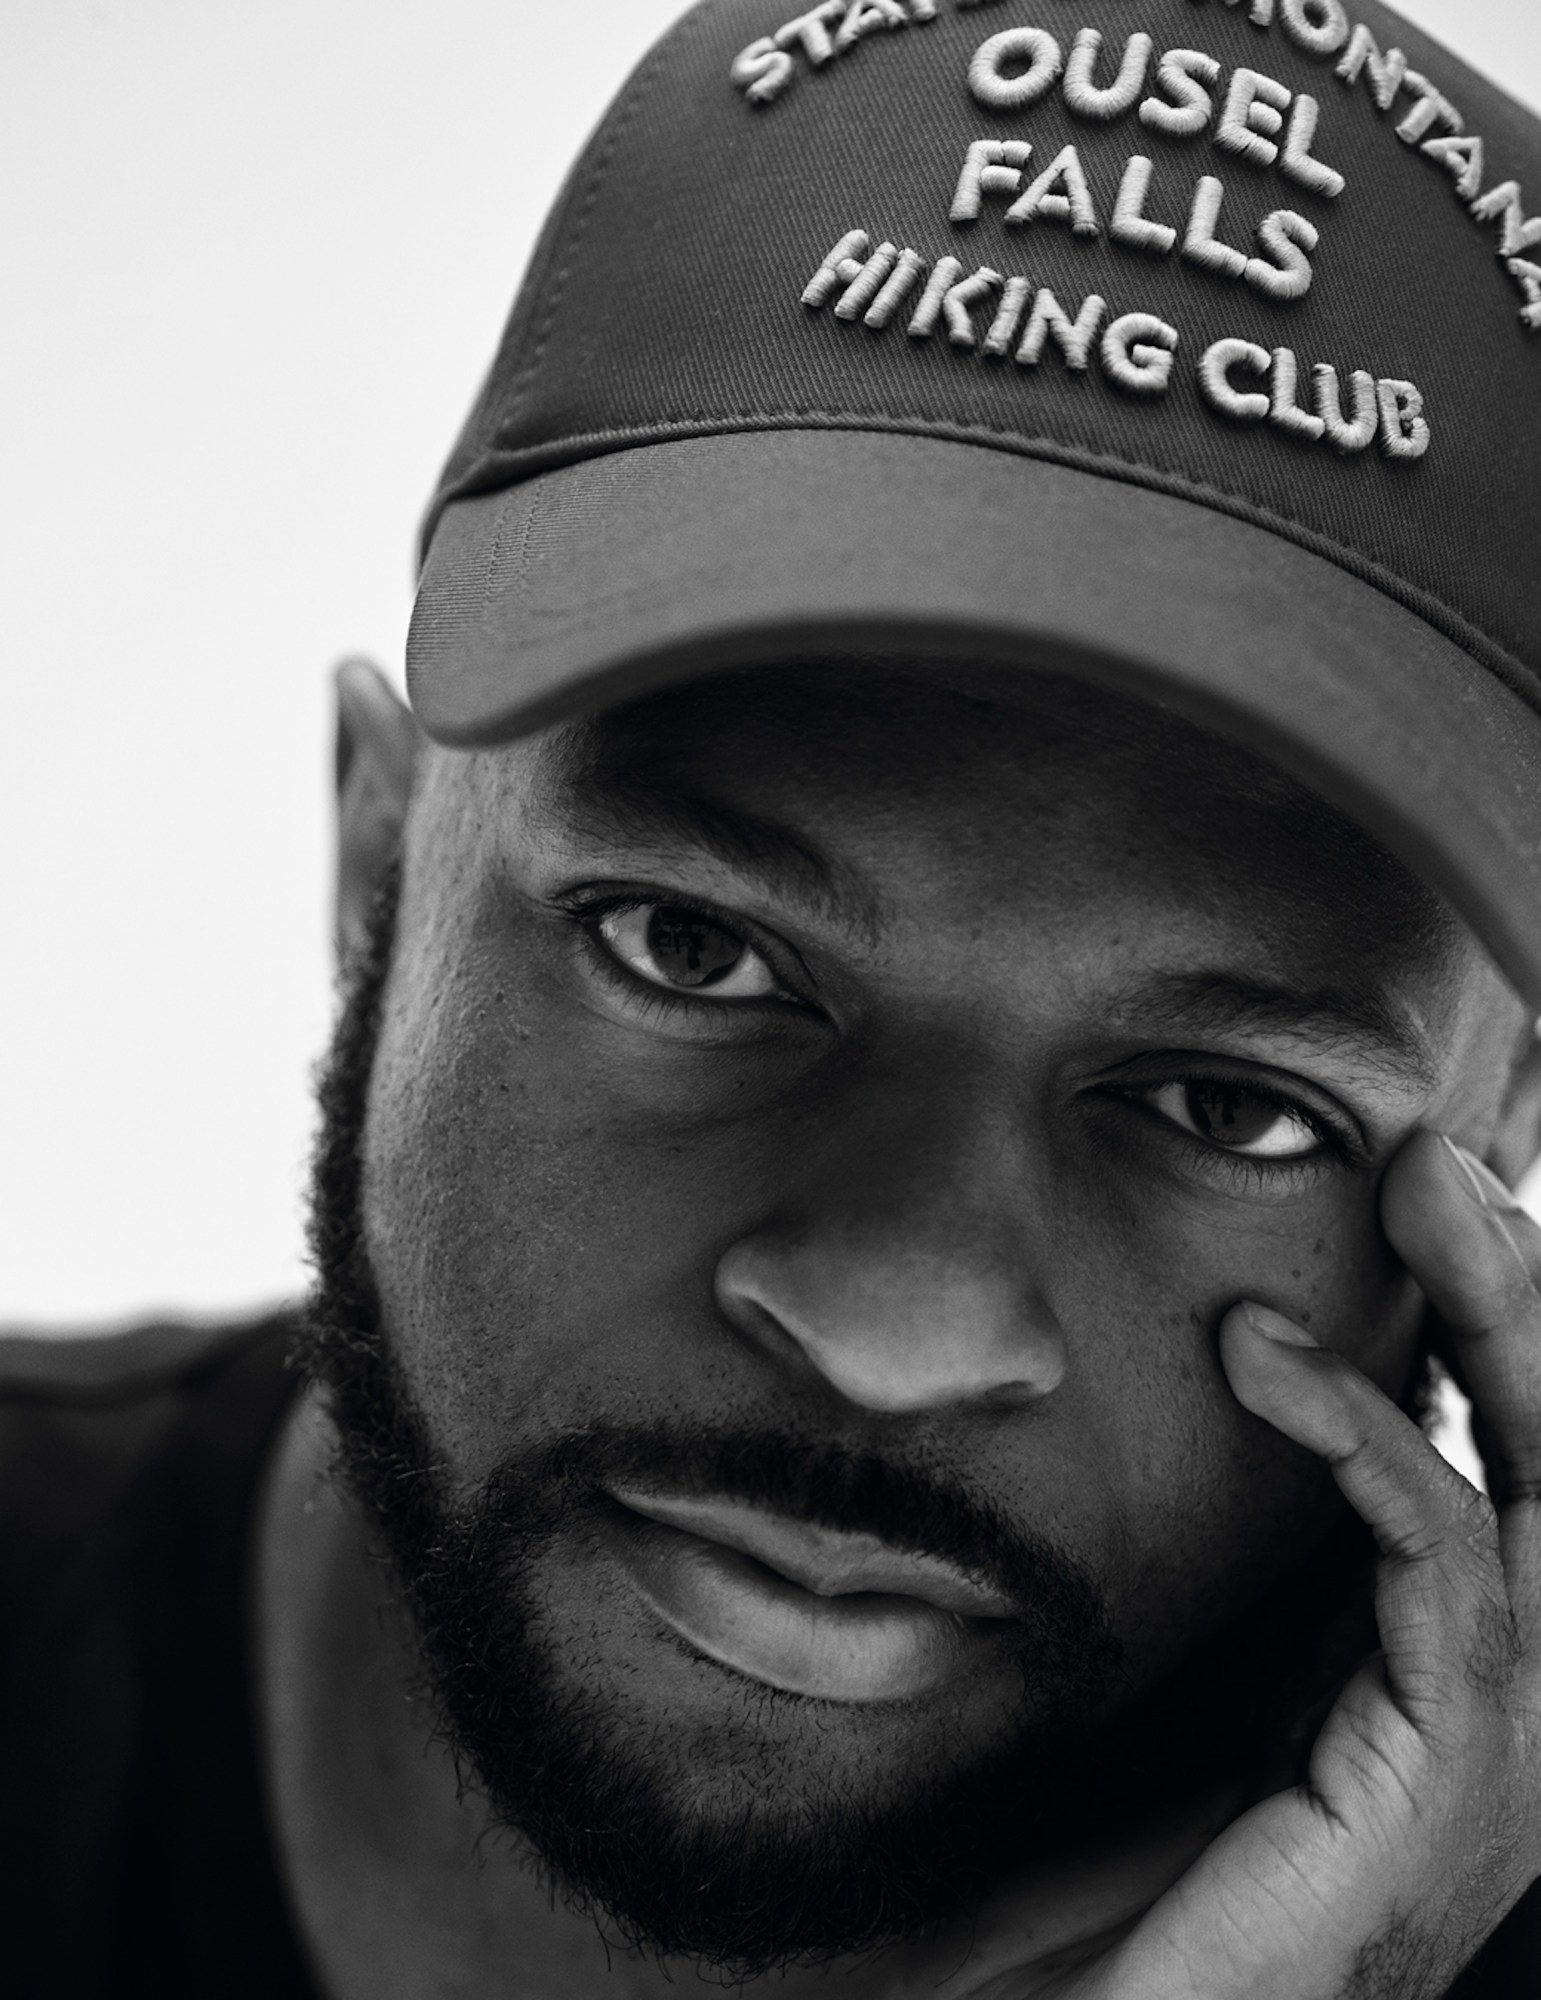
[{"xmin": 259, "ymin": 656, "xmax": 1541, "ymax": 1999}]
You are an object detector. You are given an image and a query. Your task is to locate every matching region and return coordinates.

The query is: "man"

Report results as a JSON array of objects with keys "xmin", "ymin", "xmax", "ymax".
[{"xmin": 4, "ymin": 0, "xmax": 1541, "ymax": 1993}]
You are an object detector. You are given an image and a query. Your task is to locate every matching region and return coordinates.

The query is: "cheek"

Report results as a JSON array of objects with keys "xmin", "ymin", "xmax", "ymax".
[
  {"xmin": 362, "ymin": 923, "xmax": 788, "ymax": 1495},
  {"xmin": 1047, "ymin": 1165, "xmax": 1420, "ymax": 1662},
  {"xmin": 1063, "ymin": 1154, "xmax": 1423, "ymax": 1405}
]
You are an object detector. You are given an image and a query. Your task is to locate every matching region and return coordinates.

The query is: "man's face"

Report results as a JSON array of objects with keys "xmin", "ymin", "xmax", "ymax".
[{"xmin": 315, "ymin": 661, "xmax": 1527, "ymax": 1969}]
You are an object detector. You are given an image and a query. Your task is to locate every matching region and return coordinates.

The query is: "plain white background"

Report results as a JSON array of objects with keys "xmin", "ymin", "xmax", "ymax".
[{"xmin": 3, "ymin": 1, "xmax": 1539, "ymax": 1344}]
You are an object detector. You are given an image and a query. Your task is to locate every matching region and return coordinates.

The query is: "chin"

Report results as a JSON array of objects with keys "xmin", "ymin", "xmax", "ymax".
[
  {"xmin": 394, "ymin": 1526, "xmax": 1126, "ymax": 1975},
  {"xmin": 455, "ymin": 1643, "xmax": 1094, "ymax": 1976}
]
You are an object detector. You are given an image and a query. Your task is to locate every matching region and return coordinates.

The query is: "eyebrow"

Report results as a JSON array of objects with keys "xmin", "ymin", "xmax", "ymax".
[
  {"xmin": 1116, "ymin": 969, "xmax": 1440, "ymax": 1091},
  {"xmin": 537, "ymin": 757, "xmax": 1444, "ymax": 1089},
  {"xmin": 547, "ymin": 760, "xmax": 887, "ymax": 942}
]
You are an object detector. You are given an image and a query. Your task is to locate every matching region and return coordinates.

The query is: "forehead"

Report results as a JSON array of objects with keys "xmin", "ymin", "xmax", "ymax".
[{"xmin": 538, "ymin": 662, "xmax": 1454, "ymax": 942}]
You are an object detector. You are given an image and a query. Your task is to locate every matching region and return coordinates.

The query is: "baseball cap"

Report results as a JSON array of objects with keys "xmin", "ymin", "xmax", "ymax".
[{"xmin": 407, "ymin": 0, "xmax": 1541, "ymax": 1005}]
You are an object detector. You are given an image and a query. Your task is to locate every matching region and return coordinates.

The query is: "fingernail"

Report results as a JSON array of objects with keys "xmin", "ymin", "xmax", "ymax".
[
  {"xmin": 1439, "ymin": 1135, "xmax": 1523, "ymax": 1212},
  {"xmin": 1240, "ymin": 1301, "xmax": 1318, "ymax": 1348}
]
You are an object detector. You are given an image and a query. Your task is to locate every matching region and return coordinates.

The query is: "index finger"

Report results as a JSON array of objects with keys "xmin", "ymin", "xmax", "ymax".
[{"xmin": 1382, "ymin": 1131, "xmax": 1541, "ymax": 1605}]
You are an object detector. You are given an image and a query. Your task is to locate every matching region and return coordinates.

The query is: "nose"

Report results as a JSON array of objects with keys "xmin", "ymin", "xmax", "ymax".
[{"xmin": 714, "ymin": 1087, "xmax": 1068, "ymax": 1416}]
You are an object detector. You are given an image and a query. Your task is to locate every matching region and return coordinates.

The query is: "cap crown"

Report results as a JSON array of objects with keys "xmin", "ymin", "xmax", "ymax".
[{"xmin": 429, "ymin": 0, "xmax": 1541, "ymax": 692}]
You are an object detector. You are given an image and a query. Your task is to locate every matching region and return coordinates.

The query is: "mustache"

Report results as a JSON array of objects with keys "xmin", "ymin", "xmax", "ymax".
[{"xmin": 490, "ymin": 1423, "xmax": 1112, "ymax": 1636}]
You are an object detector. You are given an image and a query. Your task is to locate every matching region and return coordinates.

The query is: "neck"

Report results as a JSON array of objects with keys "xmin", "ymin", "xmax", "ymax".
[{"xmin": 253, "ymin": 1389, "xmax": 1226, "ymax": 2000}]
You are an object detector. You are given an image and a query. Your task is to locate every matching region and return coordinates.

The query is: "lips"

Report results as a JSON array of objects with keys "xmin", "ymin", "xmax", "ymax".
[{"xmin": 601, "ymin": 1485, "xmax": 1015, "ymax": 1704}]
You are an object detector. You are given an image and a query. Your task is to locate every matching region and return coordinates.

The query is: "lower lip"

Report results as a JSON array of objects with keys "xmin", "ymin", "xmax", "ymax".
[{"xmin": 601, "ymin": 1510, "xmax": 984, "ymax": 1703}]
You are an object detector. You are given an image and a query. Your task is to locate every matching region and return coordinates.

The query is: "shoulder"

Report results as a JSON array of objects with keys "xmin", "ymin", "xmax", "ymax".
[
  {"xmin": 0, "ymin": 1313, "xmax": 308, "ymax": 1989},
  {"xmin": 0, "ymin": 1309, "xmax": 300, "ymax": 1602},
  {"xmin": 0, "ymin": 1308, "xmax": 293, "ymax": 1404}
]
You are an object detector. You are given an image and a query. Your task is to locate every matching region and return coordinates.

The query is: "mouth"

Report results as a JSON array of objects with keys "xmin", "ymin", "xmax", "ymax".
[{"xmin": 601, "ymin": 1485, "xmax": 1016, "ymax": 1704}]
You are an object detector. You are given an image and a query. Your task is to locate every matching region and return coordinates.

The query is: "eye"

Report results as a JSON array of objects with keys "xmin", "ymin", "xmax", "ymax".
[
  {"xmin": 595, "ymin": 902, "xmax": 780, "ymax": 1001},
  {"xmin": 1144, "ymin": 1078, "xmax": 1325, "ymax": 1160}
]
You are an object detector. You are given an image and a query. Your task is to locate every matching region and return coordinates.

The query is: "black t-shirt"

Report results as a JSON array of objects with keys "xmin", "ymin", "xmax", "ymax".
[
  {"xmin": 1, "ymin": 1314, "xmax": 1536, "ymax": 1998},
  {"xmin": 0, "ymin": 1315, "xmax": 320, "ymax": 1999}
]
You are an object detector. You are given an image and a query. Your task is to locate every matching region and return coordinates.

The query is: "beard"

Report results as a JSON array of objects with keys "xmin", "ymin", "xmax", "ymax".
[{"xmin": 294, "ymin": 859, "xmax": 1383, "ymax": 1979}]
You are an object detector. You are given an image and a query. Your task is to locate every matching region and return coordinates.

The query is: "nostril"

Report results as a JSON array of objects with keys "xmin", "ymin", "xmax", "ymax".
[
  {"xmin": 977, "ymin": 1375, "xmax": 1053, "ymax": 1412},
  {"xmin": 717, "ymin": 1285, "xmax": 822, "ymax": 1379}
]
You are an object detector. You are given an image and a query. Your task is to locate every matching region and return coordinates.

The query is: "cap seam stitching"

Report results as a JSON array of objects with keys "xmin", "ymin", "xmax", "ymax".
[
  {"xmin": 429, "ymin": 410, "xmax": 1535, "ymax": 711},
  {"xmin": 505, "ymin": 3, "xmax": 738, "ymax": 444}
]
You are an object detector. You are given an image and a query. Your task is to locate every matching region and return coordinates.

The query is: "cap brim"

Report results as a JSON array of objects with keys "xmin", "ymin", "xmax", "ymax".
[{"xmin": 408, "ymin": 429, "xmax": 1541, "ymax": 1008}]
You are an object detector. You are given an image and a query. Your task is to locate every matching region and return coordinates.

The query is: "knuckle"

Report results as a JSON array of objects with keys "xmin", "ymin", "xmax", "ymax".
[
  {"xmin": 1377, "ymin": 1466, "xmax": 1497, "ymax": 1573},
  {"xmin": 1456, "ymin": 1583, "xmax": 1524, "ymax": 1705},
  {"xmin": 1342, "ymin": 1915, "xmax": 1454, "ymax": 2000},
  {"xmin": 1455, "ymin": 1487, "xmax": 1501, "ymax": 1553}
]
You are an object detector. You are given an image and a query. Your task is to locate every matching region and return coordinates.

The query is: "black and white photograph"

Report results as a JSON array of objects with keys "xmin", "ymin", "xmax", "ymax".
[{"xmin": 6, "ymin": 2, "xmax": 1541, "ymax": 1993}]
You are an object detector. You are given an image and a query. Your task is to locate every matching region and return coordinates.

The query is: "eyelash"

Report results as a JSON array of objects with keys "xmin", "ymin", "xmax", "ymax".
[
  {"xmin": 560, "ymin": 891, "xmax": 812, "ymax": 1020},
  {"xmin": 1111, "ymin": 1068, "xmax": 1361, "ymax": 1179},
  {"xmin": 559, "ymin": 893, "xmax": 1364, "ymax": 1179}
]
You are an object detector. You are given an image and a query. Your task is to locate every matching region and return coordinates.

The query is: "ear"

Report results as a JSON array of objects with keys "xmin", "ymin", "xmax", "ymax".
[
  {"xmin": 1484, "ymin": 1016, "xmax": 1541, "ymax": 1190},
  {"xmin": 334, "ymin": 657, "xmax": 421, "ymax": 969}
]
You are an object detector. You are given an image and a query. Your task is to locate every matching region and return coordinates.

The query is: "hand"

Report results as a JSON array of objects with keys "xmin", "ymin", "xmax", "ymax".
[{"xmin": 1031, "ymin": 1128, "xmax": 1541, "ymax": 1999}]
